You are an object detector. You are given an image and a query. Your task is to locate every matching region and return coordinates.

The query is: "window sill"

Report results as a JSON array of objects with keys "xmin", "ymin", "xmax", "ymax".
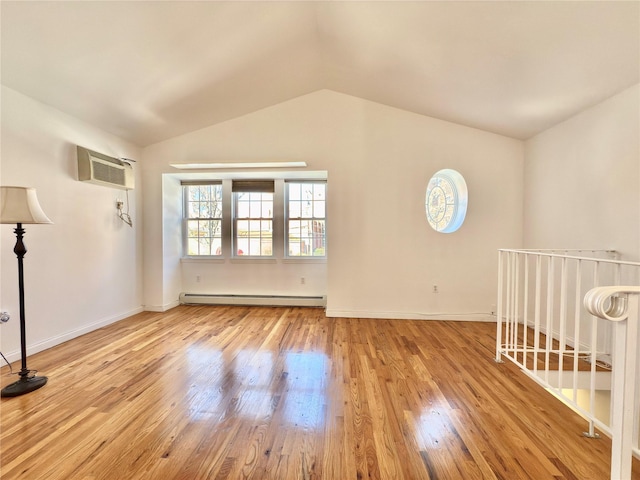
[
  {"xmin": 180, "ymin": 257, "xmax": 326, "ymax": 265},
  {"xmin": 181, "ymin": 257, "xmax": 225, "ymax": 264},
  {"xmin": 282, "ymin": 257, "xmax": 327, "ymax": 264},
  {"xmin": 230, "ymin": 257, "xmax": 277, "ymax": 264}
]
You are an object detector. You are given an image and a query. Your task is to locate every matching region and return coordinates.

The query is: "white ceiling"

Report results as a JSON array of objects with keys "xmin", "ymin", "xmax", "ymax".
[{"xmin": 2, "ymin": 1, "xmax": 638, "ymax": 147}]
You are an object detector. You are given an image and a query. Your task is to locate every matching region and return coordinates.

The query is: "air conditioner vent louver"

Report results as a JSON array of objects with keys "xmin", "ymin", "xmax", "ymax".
[
  {"xmin": 77, "ymin": 146, "xmax": 134, "ymax": 190},
  {"xmin": 92, "ymin": 161, "xmax": 126, "ymax": 186}
]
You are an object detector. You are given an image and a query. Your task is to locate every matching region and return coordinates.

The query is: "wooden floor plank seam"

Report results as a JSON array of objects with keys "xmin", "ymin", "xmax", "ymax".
[{"xmin": 0, "ymin": 305, "xmax": 637, "ymax": 479}]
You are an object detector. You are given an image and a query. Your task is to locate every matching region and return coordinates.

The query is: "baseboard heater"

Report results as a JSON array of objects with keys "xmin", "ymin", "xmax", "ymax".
[{"xmin": 179, "ymin": 293, "xmax": 326, "ymax": 308}]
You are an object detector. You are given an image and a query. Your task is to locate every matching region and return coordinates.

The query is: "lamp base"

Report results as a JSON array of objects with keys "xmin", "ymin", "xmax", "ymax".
[{"xmin": 1, "ymin": 375, "xmax": 47, "ymax": 398}]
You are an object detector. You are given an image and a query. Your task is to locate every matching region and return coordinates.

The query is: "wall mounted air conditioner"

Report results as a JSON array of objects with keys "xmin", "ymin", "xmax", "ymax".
[{"xmin": 77, "ymin": 146, "xmax": 134, "ymax": 190}]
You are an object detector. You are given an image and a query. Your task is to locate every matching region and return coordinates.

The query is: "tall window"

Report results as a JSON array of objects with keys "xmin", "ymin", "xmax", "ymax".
[
  {"xmin": 233, "ymin": 180, "xmax": 274, "ymax": 256},
  {"xmin": 185, "ymin": 183, "xmax": 223, "ymax": 256},
  {"xmin": 287, "ymin": 182, "xmax": 326, "ymax": 257}
]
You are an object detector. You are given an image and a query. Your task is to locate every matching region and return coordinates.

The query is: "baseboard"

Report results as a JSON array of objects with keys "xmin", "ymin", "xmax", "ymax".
[
  {"xmin": 325, "ymin": 309, "xmax": 495, "ymax": 321},
  {"xmin": 2, "ymin": 306, "xmax": 144, "ymax": 363},
  {"xmin": 143, "ymin": 300, "xmax": 180, "ymax": 312},
  {"xmin": 179, "ymin": 293, "xmax": 326, "ymax": 308}
]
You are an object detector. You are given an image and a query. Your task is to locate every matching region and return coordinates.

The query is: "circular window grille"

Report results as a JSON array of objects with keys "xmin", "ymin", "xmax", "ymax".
[{"xmin": 425, "ymin": 169, "xmax": 468, "ymax": 233}]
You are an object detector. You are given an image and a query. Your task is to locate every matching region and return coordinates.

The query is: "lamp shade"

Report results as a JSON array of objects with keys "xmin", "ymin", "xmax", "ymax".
[{"xmin": 0, "ymin": 186, "xmax": 52, "ymax": 224}]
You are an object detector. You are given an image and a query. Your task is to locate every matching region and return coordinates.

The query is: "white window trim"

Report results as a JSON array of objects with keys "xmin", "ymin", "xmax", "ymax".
[
  {"xmin": 285, "ymin": 180, "xmax": 327, "ymax": 260},
  {"xmin": 231, "ymin": 179, "xmax": 279, "ymax": 258},
  {"xmin": 182, "ymin": 181, "xmax": 223, "ymax": 258},
  {"xmin": 181, "ymin": 176, "xmax": 328, "ymax": 261}
]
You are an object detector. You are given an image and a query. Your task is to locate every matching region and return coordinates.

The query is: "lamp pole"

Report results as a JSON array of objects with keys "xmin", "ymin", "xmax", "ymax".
[{"xmin": 1, "ymin": 223, "xmax": 48, "ymax": 397}]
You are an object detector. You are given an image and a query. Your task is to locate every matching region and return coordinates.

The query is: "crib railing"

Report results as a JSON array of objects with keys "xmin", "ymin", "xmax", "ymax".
[{"xmin": 495, "ymin": 249, "xmax": 640, "ymax": 480}]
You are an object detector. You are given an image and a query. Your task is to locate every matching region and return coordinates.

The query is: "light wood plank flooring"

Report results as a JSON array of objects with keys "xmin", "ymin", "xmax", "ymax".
[{"xmin": 1, "ymin": 306, "xmax": 637, "ymax": 479}]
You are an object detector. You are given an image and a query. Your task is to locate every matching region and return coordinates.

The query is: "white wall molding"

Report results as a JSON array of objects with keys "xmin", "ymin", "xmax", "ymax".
[
  {"xmin": 325, "ymin": 309, "xmax": 495, "ymax": 322},
  {"xmin": 143, "ymin": 300, "xmax": 180, "ymax": 312},
  {"xmin": 1, "ymin": 306, "xmax": 144, "ymax": 363}
]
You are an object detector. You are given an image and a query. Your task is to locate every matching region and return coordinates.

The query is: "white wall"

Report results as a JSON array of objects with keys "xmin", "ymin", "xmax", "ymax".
[
  {"xmin": 0, "ymin": 86, "xmax": 143, "ymax": 361},
  {"xmin": 142, "ymin": 90, "xmax": 524, "ymax": 319},
  {"xmin": 1, "ymin": 79, "xmax": 633, "ymax": 359},
  {"xmin": 524, "ymin": 84, "xmax": 640, "ymax": 261}
]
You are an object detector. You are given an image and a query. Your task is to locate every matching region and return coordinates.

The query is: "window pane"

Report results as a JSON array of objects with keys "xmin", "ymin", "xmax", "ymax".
[
  {"xmin": 187, "ymin": 220, "xmax": 199, "ymax": 238},
  {"xmin": 249, "ymin": 238, "xmax": 260, "ymax": 255},
  {"xmin": 185, "ymin": 183, "xmax": 222, "ymax": 262},
  {"xmin": 233, "ymin": 190, "xmax": 274, "ymax": 257},
  {"xmin": 261, "ymin": 238, "xmax": 272, "ymax": 256},
  {"xmin": 188, "ymin": 202, "xmax": 199, "ymax": 218},
  {"xmin": 212, "ymin": 202, "xmax": 222, "ymax": 218},
  {"xmin": 199, "ymin": 238, "xmax": 212, "ymax": 256},
  {"xmin": 290, "ymin": 201, "xmax": 301, "ymax": 218},
  {"xmin": 314, "ymin": 184, "xmax": 325, "ymax": 200},
  {"xmin": 204, "ymin": 219, "xmax": 221, "ymax": 237},
  {"xmin": 301, "ymin": 184, "xmax": 313, "ymax": 200},
  {"xmin": 288, "ymin": 220, "xmax": 326, "ymax": 256},
  {"xmin": 237, "ymin": 238, "xmax": 248, "ymax": 255},
  {"xmin": 197, "ymin": 220, "xmax": 207, "ymax": 237},
  {"xmin": 184, "ymin": 184, "xmax": 222, "ymax": 256},
  {"xmin": 188, "ymin": 187, "xmax": 199, "ymax": 201},
  {"xmin": 312, "ymin": 220, "xmax": 326, "ymax": 256},
  {"xmin": 302, "ymin": 220, "xmax": 314, "ymax": 237},
  {"xmin": 262, "ymin": 201, "xmax": 273, "ymax": 218},
  {"xmin": 249, "ymin": 220, "xmax": 261, "ymax": 234},
  {"xmin": 313, "ymin": 201, "xmax": 325, "ymax": 218},
  {"xmin": 249, "ymin": 200, "xmax": 261, "ymax": 218},
  {"xmin": 188, "ymin": 238, "xmax": 199, "ymax": 256},
  {"xmin": 237, "ymin": 201, "xmax": 250, "ymax": 218},
  {"xmin": 289, "ymin": 183, "xmax": 301, "ymax": 200},
  {"xmin": 237, "ymin": 220, "xmax": 249, "ymax": 236},
  {"xmin": 199, "ymin": 203, "xmax": 210, "ymax": 218},
  {"xmin": 211, "ymin": 238, "xmax": 222, "ymax": 256},
  {"xmin": 301, "ymin": 200, "xmax": 313, "ymax": 218},
  {"xmin": 288, "ymin": 220, "xmax": 301, "ymax": 236},
  {"xmin": 286, "ymin": 182, "xmax": 326, "ymax": 257}
]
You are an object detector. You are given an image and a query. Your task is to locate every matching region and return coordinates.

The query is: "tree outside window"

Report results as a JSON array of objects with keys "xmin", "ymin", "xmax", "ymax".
[{"xmin": 185, "ymin": 184, "xmax": 222, "ymax": 256}]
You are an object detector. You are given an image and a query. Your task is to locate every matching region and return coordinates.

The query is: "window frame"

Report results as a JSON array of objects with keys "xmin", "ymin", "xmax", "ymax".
[
  {"xmin": 231, "ymin": 192, "xmax": 275, "ymax": 258},
  {"xmin": 232, "ymin": 180, "xmax": 275, "ymax": 258},
  {"xmin": 181, "ymin": 177, "xmax": 327, "ymax": 262},
  {"xmin": 183, "ymin": 181, "xmax": 224, "ymax": 257},
  {"xmin": 285, "ymin": 180, "xmax": 327, "ymax": 259}
]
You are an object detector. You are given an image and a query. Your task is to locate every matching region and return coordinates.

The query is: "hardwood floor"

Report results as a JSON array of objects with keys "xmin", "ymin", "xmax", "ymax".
[{"xmin": 0, "ymin": 306, "xmax": 637, "ymax": 479}]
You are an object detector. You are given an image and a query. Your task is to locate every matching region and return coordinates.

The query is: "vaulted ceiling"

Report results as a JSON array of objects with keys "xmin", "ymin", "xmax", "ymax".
[{"xmin": 1, "ymin": 1, "xmax": 638, "ymax": 147}]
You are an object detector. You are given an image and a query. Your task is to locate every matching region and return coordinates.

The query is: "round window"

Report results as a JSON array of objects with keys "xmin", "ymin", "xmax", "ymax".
[{"xmin": 425, "ymin": 169, "xmax": 468, "ymax": 233}]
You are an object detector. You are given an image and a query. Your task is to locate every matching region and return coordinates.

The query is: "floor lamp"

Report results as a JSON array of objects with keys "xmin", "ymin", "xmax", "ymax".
[{"xmin": 0, "ymin": 186, "xmax": 52, "ymax": 397}]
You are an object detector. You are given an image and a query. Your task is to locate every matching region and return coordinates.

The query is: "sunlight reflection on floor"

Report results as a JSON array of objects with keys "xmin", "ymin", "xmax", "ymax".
[
  {"xmin": 184, "ymin": 347, "xmax": 328, "ymax": 429},
  {"xmin": 282, "ymin": 352, "xmax": 328, "ymax": 429}
]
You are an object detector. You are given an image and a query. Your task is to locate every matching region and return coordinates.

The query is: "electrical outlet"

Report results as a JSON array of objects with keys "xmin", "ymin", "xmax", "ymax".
[
  {"xmin": 300, "ymin": 277, "xmax": 306, "ymax": 285},
  {"xmin": 432, "ymin": 285, "xmax": 438, "ymax": 293},
  {"xmin": 196, "ymin": 275, "xmax": 201, "ymax": 283}
]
